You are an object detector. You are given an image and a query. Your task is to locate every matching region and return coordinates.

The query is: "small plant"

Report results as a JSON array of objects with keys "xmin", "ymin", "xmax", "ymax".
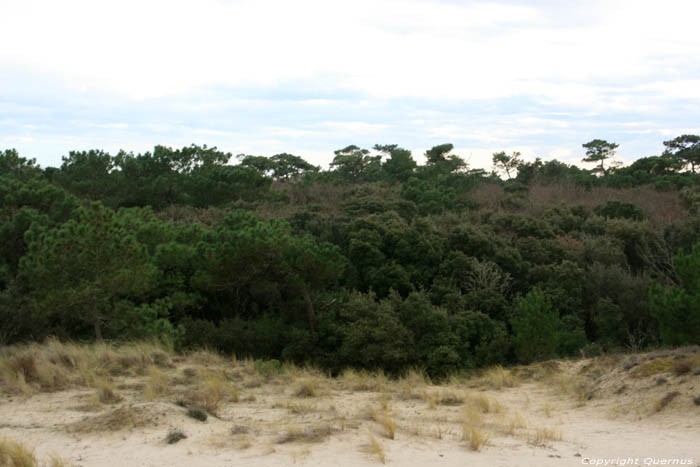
[
  {"xmin": 467, "ymin": 393, "xmax": 493, "ymax": 413},
  {"xmin": 543, "ymin": 402, "xmax": 552, "ymax": 417},
  {"xmin": 461, "ymin": 406, "xmax": 483, "ymax": 429},
  {"xmin": 480, "ymin": 366, "xmax": 518, "ymax": 389},
  {"xmin": 187, "ymin": 407, "xmax": 208, "ymax": 422},
  {"xmin": 434, "ymin": 390, "xmax": 464, "ymax": 406},
  {"xmin": 654, "ymin": 391, "xmax": 680, "ymax": 412},
  {"xmin": 496, "ymin": 411, "xmax": 527, "ymax": 435},
  {"xmin": 365, "ymin": 434, "xmax": 386, "ymax": 464},
  {"xmin": 95, "ymin": 379, "xmax": 123, "ymax": 404},
  {"xmin": 673, "ymin": 359, "xmax": 692, "ymax": 376},
  {"xmin": 693, "ymin": 396, "xmax": 700, "ymax": 406},
  {"xmin": 294, "ymin": 378, "xmax": 320, "ymax": 398},
  {"xmin": 370, "ymin": 409, "xmax": 396, "ymax": 439},
  {"xmin": 165, "ymin": 430, "xmax": 187, "ymax": 444},
  {"xmin": 276, "ymin": 424, "xmax": 336, "ymax": 444},
  {"xmin": 528, "ymin": 427, "xmax": 562, "ymax": 446},
  {"xmin": 144, "ymin": 365, "xmax": 170, "ymax": 400},
  {"xmin": 254, "ymin": 359, "xmax": 282, "ymax": 379},
  {"xmin": 462, "ymin": 425, "xmax": 489, "ymax": 451},
  {"xmin": 231, "ymin": 425, "xmax": 250, "ymax": 435}
]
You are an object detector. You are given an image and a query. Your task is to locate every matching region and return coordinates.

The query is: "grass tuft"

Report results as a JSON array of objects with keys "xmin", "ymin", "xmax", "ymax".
[
  {"xmin": 462, "ymin": 425, "xmax": 489, "ymax": 451},
  {"xmin": 365, "ymin": 434, "xmax": 386, "ymax": 464},
  {"xmin": 0, "ymin": 438, "xmax": 37, "ymax": 467},
  {"xmin": 95, "ymin": 378, "xmax": 123, "ymax": 404},
  {"xmin": 480, "ymin": 365, "xmax": 518, "ymax": 390},
  {"xmin": 276, "ymin": 423, "xmax": 336, "ymax": 444},
  {"xmin": 293, "ymin": 377, "xmax": 321, "ymax": 398},
  {"xmin": 528, "ymin": 427, "xmax": 562, "ymax": 446}
]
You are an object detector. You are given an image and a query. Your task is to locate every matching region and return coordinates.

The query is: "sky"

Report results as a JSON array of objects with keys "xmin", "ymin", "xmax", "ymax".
[{"xmin": 1, "ymin": 0, "xmax": 699, "ymax": 170}]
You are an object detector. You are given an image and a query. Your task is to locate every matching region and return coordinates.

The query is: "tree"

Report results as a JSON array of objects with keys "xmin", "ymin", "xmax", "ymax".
[
  {"xmin": 270, "ymin": 153, "xmax": 318, "ymax": 180},
  {"xmin": 582, "ymin": 139, "xmax": 620, "ymax": 176},
  {"xmin": 423, "ymin": 144, "xmax": 467, "ymax": 174},
  {"xmin": 237, "ymin": 154, "xmax": 275, "ymax": 175},
  {"xmin": 54, "ymin": 150, "xmax": 117, "ymax": 201},
  {"xmin": 374, "ymin": 144, "xmax": 416, "ymax": 182},
  {"xmin": 663, "ymin": 134, "xmax": 700, "ymax": 174},
  {"xmin": 193, "ymin": 211, "xmax": 345, "ymax": 333},
  {"xmin": 0, "ymin": 149, "xmax": 42, "ymax": 181},
  {"xmin": 650, "ymin": 243, "xmax": 700, "ymax": 345},
  {"xmin": 329, "ymin": 145, "xmax": 381, "ymax": 182},
  {"xmin": 510, "ymin": 289, "xmax": 559, "ymax": 363},
  {"xmin": 492, "ymin": 151, "xmax": 522, "ymax": 179},
  {"xmin": 20, "ymin": 202, "xmax": 156, "ymax": 340}
]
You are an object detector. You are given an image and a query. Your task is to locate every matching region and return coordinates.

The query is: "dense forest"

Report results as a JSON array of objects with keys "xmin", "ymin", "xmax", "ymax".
[{"xmin": 1, "ymin": 136, "xmax": 700, "ymax": 378}]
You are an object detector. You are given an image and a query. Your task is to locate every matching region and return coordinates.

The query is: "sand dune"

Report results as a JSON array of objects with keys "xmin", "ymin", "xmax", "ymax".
[{"xmin": 1, "ymin": 343, "xmax": 699, "ymax": 466}]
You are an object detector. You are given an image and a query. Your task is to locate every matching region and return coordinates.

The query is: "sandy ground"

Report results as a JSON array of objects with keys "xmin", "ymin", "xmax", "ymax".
[{"xmin": 1, "ymin": 349, "xmax": 700, "ymax": 467}]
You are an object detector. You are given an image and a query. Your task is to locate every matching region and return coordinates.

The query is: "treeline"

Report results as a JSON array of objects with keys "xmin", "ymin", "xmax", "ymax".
[{"xmin": 1, "ymin": 136, "xmax": 700, "ymax": 377}]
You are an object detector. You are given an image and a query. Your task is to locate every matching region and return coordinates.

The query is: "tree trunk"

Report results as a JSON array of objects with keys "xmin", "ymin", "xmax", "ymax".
[
  {"xmin": 93, "ymin": 306, "xmax": 103, "ymax": 341},
  {"xmin": 300, "ymin": 285, "xmax": 317, "ymax": 334}
]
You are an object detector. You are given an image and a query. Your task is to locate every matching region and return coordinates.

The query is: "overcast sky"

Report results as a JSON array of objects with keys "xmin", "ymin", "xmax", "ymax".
[{"xmin": 1, "ymin": 0, "xmax": 699, "ymax": 170}]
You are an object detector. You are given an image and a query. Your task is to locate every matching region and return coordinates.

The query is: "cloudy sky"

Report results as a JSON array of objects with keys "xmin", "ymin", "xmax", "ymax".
[{"xmin": 1, "ymin": 0, "xmax": 699, "ymax": 170}]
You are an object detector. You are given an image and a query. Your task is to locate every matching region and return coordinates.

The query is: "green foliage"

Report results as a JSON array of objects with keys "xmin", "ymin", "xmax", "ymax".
[
  {"xmin": 510, "ymin": 290, "xmax": 559, "ymax": 364},
  {"xmin": 650, "ymin": 243, "xmax": 700, "ymax": 345},
  {"xmin": 19, "ymin": 202, "xmax": 157, "ymax": 340},
  {"xmin": 594, "ymin": 200, "xmax": 646, "ymax": 221},
  {"xmin": 492, "ymin": 151, "xmax": 522, "ymax": 179},
  {"xmin": 663, "ymin": 134, "xmax": 700, "ymax": 174},
  {"xmin": 582, "ymin": 139, "xmax": 620, "ymax": 176},
  {"xmin": 1, "ymin": 139, "xmax": 699, "ymax": 372}
]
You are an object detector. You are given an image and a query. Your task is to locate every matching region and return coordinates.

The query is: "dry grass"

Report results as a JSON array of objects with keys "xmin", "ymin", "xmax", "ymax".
[
  {"xmin": 496, "ymin": 411, "xmax": 527, "ymax": 436},
  {"xmin": 283, "ymin": 401, "xmax": 319, "ymax": 414},
  {"xmin": 339, "ymin": 369, "xmax": 388, "ymax": 392},
  {"xmin": 461, "ymin": 406, "xmax": 484, "ymax": 428},
  {"xmin": 672, "ymin": 357, "xmax": 700, "ymax": 376},
  {"xmin": 547, "ymin": 372, "xmax": 594, "ymax": 405},
  {"xmin": 293, "ymin": 377, "xmax": 323, "ymax": 398},
  {"xmin": 0, "ymin": 339, "xmax": 175, "ymax": 398},
  {"xmin": 364, "ymin": 434, "xmax": 386, "ymax": 464},
  {"xmin": 528, "ymin": 427, "xmax": 562, "ymax": 447},
  {"xmin": 633, "ymin": 358, "xmax": 675, "ymax": 377},
  {"xmin": 462, "ymin": 425, "xmax": 489, "ymax": 451},
  {"xmin": 276, "ymin": 423, "xmax": 337, "ymax": 444},
  {"xmin": 369, "ymin": 408, "xmax": 396, "ymax": 439},
  {"xmin": 95, "ymin": 378, "xmax": 123, "ymax": 404},
  {"xmin": 466, "ymin": 392, "xmax": 501, "ymax": 414},
  {"xmin": 66, "ymin": 406, "xmax": 155, "ymax": 433},
  {"xmin": 183, "ymin": 371, "xmax": 238, "ymax": 414},
  {"xmin": 654, "ymin": 391, "xmax": 681, "ymax": 412},
  {"xmin": 433, "ymin": 390, "xmax": 465, "ymax": 406},
  {"xmin": 0, "ymin": 438, "xmax": 37, "ymax": 467},
  {"xmin": 478, "ymin": 366, "xmax": 519, "ymax": 390},
  {"xmin": 143, "ymin": 366, "xmax": 170, "ymax": 401}
]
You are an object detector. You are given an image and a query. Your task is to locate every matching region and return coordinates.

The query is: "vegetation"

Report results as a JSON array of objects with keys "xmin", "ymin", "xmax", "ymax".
[{"xmin": 2, "ymin": 137, "xmax": 700, "ymax": 377}]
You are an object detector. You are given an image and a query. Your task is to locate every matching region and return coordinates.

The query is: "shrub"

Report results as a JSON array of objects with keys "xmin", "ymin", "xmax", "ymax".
[
  {"xmin": 186, "ymin": 407, "xmax": 207, "ymax": 422},
  {"xmin": 165, "ymin": 430, "xmax": 187, "ymax": 444}
]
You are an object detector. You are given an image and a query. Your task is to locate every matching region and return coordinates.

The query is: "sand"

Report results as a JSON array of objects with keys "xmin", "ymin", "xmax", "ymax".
[{"xmin": 1, "ymin": 349, "xmax": 699, "ymax": 466}]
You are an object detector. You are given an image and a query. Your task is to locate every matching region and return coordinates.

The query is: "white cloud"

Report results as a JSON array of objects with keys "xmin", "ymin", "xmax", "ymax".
[
  {"xmin": 2, "ymin": 0, "xmax": 700, "ymax": 168},
  {"xmin": 2, "ymin": 0, "xmax": 698, "ymax": 103}
]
